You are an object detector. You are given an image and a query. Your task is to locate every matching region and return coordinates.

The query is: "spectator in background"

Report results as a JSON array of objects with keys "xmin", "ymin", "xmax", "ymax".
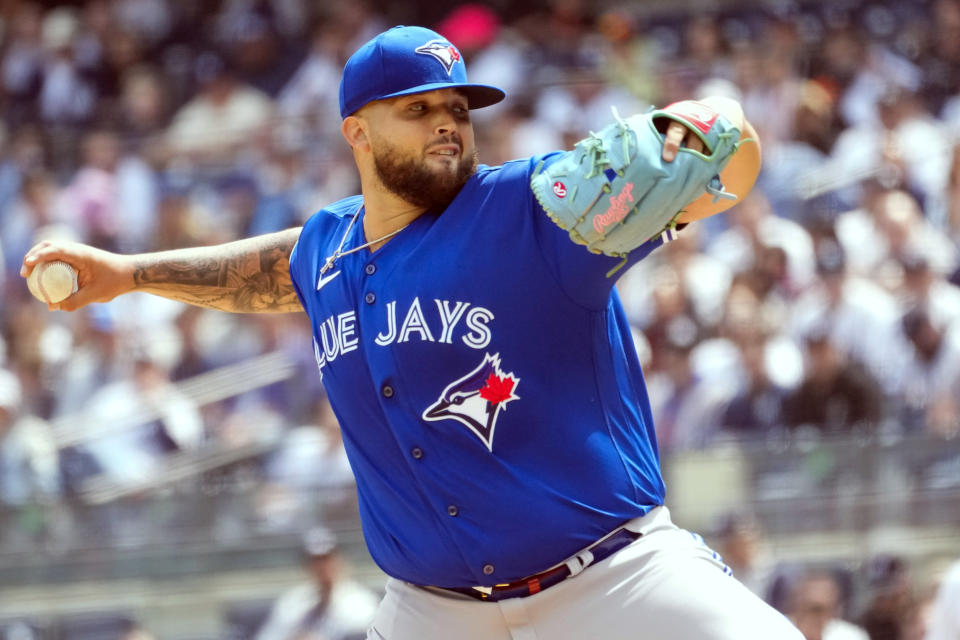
[
  {"xmin": 900, "ymin": 594, "xmax": 934, "ymax": 640},
  {"xmin": 277, "ymin": 19, "xmax": 349, "ymax": 145},
  {"xmin": 533, "ymin": 59, "xmax": 647, "ymax": 148},
  {"xmin": 260, "ymin": 394, "xmax": 356, "ymax": 530},
  {"xmin": 57, "ymin": 127, "xmax": 159, "ymax": 252},
  {"xmin": 480, "ymin": 94, "xmax": 564, "ymax": 165},
  {"xmin": 164, "ymin": 50, "xmax": 273, "ymax": 167},
  {"xmin": 647, "ymin": 315, "xmax": 736, "ymax": 451},
  {"xmin": 1, "ymin": 3, "xmax": 46, "ymax": 128},
  {"xmin": 619, "ymin": 226, "xmax": 732, "ymax": 331},
  {"xmin": 435, "ymin": 4, "xmax": 511, "ymax": 105},
  {"xmin": 740, "ymin": 19, "xmax": 803, "ymax": 154},
  {"xmin": 659, "ymin": 14, "xmax": 731, "ymax": 107},
  {"xmin": 789, "ymin": 239, "xmax": 903, "ymax": 394},
  {"xmin": 718, "ymin": 330, "xmax": 789, "ymax": 437},
  {"xmin": 112, "ymin": 0, "xmax": 172, "ymax": 47},
  {"xmin": 859, "ymin": 555, "xmax": 915, "ymax": 640},
  {"xmin": 710, "ymin": 511, "xmax": 785, "ymax": 605},
  {"xmin": 814, "ymin": 24, "xmax": 921, "ymax": 132},
  {"xmin": 789, "ymin": 570, "xmax": 870, "ymax": 640},
  {"xmin": 893, "ymin": 308, "xmax": 960, "ymax": 437},
  {"xmin": 266, "ymin": 395, "xmax": 355, "ymax": 500},
  {"xmin": 742, "ymin": 243, "xmax": 795, "ymax": 329},
  {"xmin": 782, "ymin": 327, "xmax": 886, "ymax": 434},
  {"xmin": 898, "ymin": 253, "xmax": 960, "ymax": 333},
  {"xmin": 88, "ymin": 25, "xmax": 149, "ymax": 112},
  {"xmin": 217, "ymin": 11, "xmax": 303, "ymax": 97},
  {"xmin": 830, "ymin": 88, "xmax": 951, "ymax": 226},
  {"xmin": 926, "ymin": 558, "xmax": 960, "ymax": 640},
  {"xmin": 244, "ymin": 125, "xmax": 318, "ymax": 235},
  {"xmin": 628, "ymin": 264, "xmax": 696, "ymax": 374},
  {"xmin": 761, "ymin": 79, "xmax": 841, "ymax": 222},
  {"xmin": 836, "ymin": 189, "xmax": 958, "ymax": 289},
  {"xmin": 0, "ymin": 368, "xmax": 59, "ymax": 506},
  {"xmin": 707, "ymin": 191, "xmax": 816, "ymax": 295},
  {"xmin": 37, "ymin": 7, "xmax": 95, "ymax": 125},
  {"xmin": 947, "ymin": 145, "xmax": 960, "ymax": 250},
  {"xmin": 116, "ymin": 66, "xmax": 171, "ymax": 154},
  {"xmin": 0, "ymin": 124, "xmax": 49, "ymax": 248},
  {"xmin": 595, "ymin": 9, "xmax": 661, "ymax": 106},
  {"xmin": 450, "ymin": 13, "xmax": 536, "ymax": 130},
  {"xmin": 878, "ymin": 191, "xmax": 957, "ymax": 277},
  {"xmin": 57, "ymin": 129, "xmax": 123, "ymax": 247},
  {"xmin": 256, "ymin": 526, "xmax": 378, "ymax": 640},
  {"xmin": 921, "ymin": 0, "xmax": 960, "ymax": 117},
  {"xmin": 50, "ymin": 306, "xmax": 125, "ymax": 419},
  {"xmin": 0, "ymin": 170, "xmax": 59, "ymax": 279},
  {"xmin": 73, "ymin": 333, "xmax": 204, "ymax": 492},
  {"xmin": 323, "ymin": 0, "xmax": 388, "ymax": 59},
  {"xmin": 689, "ymin": 270, "xmax": 800, "ymax": 407},
  {"xmin": 834, "ymin": 181, "xmax": 898, "ymax": 282},
  {"xmin": 119, "ymin": 619, "xmax": 158, "ymax": 640},
  {"xmin": 37, "ymin": 6, "xmax": 97, "ymax": 178}
]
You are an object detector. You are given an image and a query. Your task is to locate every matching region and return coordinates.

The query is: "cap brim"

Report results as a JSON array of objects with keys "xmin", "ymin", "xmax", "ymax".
[{"xmin": 378, "ymin": 82, "xmax": 506, "ymax": 110}]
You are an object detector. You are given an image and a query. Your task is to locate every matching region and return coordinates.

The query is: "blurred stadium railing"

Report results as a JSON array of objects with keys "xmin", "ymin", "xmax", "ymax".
[
  {"xmin": 2, "ymin": 429, "xmax": 957, "ymax": 579},
  {"xmin": 1, "ymin": 348, "xmax": 957, "ymax": 636}
]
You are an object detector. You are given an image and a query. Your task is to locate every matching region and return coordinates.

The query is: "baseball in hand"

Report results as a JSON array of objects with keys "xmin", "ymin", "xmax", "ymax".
[{"xmin": 26, "ymin": 260, "xmax": 79, "ymax": 304}]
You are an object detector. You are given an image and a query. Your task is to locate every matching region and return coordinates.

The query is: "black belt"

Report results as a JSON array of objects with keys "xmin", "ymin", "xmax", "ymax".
[{"xmin": 441, "ymin": 527, "xmax": 641, "ymax": 603}]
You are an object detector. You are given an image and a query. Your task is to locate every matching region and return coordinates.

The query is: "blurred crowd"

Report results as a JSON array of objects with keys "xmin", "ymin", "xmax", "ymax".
[
  {"xmin": 0, "ymin": 0, "xmax": 958, "ymax": 637},
  {"xmin": 0, "ymin": 0, "xmax": 958, "ymax": 510},
  {"xmin": 708, "ymin": 511, "xmax": 960, "ymax": 640},
  {"xmin": 0, "ymin": 0, "xmax": 956, "ymax": 497}
]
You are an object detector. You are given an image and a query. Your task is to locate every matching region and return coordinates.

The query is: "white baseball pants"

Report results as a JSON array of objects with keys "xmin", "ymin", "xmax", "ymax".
[{"xmin": 366, "ymin": 506, "xmax": 803, "ymax": 640}]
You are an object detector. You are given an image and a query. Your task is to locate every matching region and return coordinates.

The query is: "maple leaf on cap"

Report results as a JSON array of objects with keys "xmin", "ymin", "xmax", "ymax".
[{"xmin": 479, "ymin": 373, "xmax": 516, "ymax": 404}]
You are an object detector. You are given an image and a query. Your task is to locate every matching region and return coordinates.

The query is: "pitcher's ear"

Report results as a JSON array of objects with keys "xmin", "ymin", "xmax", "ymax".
[{"xmin": 341, "ymin": 116, "xmax": 370, "ymax": 151}]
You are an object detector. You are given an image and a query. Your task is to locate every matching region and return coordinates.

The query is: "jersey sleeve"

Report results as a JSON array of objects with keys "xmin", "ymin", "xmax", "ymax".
[
  {"xmin": 525, "ymin": 152, "xmax": 665, "ymax": 310},
  {"xmin": 288, "ymin": 232, "xmax": 308, "ymax": 312},
  {"xmin": 288, "ymin": 213, "xmax": 327, "ymax": 318}
]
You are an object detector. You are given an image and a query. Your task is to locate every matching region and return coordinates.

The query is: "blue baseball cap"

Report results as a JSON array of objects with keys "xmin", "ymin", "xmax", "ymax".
[{"xmin": 338, "ymin": 26, "xmax": 506, "ymax": 119}]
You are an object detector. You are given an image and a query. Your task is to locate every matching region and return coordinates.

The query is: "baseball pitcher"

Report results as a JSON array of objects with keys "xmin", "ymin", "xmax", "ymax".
[{"xmin": 23, "ymin": 26, "xmax": 797, "ymax": 640}]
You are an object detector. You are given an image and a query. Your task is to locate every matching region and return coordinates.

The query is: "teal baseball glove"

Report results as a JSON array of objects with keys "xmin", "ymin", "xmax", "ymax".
[{"xmin": 531, "ymin": 100, "xmax": 745, "ymax": 275}]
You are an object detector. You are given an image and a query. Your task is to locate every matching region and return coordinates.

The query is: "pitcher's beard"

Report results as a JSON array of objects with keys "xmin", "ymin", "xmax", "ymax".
[{"xmin": 372, "ymin": 138, "xmax": 478, "ymax": 212}]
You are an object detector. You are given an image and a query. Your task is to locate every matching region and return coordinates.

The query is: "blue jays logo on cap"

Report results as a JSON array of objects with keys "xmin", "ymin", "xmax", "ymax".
[
  {"xmin": 422, "ymin": 353, "xmax": 519, "ymax": 451},
  {"xmin": 339, "ymin": 26, "xmax": 505, "ymax": 118},
  {"xmin": 415, "ymin": 39, "xmax": 462, "ymax": 74}
]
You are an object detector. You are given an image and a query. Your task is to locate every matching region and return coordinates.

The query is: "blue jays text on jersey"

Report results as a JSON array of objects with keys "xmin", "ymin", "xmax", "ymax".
[
  {"xmin": 289, "ymin": 153, "xmax": 669, "ymax": 589},
  {"xmin": 311, "ymin": 298, "xmax": 495, "ymax": 372}
]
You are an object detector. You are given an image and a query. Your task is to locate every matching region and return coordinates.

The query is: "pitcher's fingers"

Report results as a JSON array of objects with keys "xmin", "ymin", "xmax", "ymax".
[
  {"xmin": 686, "ymin": 133, "xmax": 705, "ymax": 154},
  {"xmin": 52, "ymin": 287, "xmax": 92, "ymax": 313},
  {"xmin": 662, "ymin": 122, "xmax": 687, "ymax": 162},
  {"xmin": 21, "ymin": 242, "xmax": 52, "ymax": 276},
  {"xmin": 21, "ymin": 243, "xmax": 70, "ymax": 276}
]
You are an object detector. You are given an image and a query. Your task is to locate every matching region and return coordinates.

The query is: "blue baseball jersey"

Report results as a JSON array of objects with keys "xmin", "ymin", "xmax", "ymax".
[{"xmin": 288, "ymin": 153, "xmax": 667, "ymax": 588}]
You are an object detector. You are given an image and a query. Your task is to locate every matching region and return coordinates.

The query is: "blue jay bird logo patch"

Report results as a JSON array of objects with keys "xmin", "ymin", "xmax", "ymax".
[
  {"xmin": 414, "ymin": 39, "xmax": 462, "ymax": 75},
  {"xmin": 422, "ymin": 353, "xmax": 519, "ymax": 451}
]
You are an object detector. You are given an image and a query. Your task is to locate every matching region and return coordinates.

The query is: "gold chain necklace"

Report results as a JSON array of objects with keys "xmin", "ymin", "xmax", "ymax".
[{"xmin": 320, "ymin": 204, "xmax": 410, "ymax": 275}]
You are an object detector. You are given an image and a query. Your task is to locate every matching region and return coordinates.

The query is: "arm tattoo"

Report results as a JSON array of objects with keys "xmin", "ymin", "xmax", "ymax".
[{"xmin": 132, "ymin": 228, "xmax": 304, "ymax": 313}]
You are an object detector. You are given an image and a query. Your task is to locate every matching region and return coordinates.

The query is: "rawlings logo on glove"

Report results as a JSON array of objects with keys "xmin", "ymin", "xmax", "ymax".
[
  {"xmin": 531, "ymin": 100, "xmax": 746, "ymax": 276},
  {"xmin": 594, "ymin": 182, "xmax": 636, "ymax": 234}
]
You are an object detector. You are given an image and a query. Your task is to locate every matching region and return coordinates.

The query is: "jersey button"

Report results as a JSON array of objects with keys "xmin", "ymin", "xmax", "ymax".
[
  {"xmin": 364, "ymin": 292, "xmax": 376, "ymax": 304},
  {"xmin": 447, "ymin": 505, "xmax": 459, "ymax": 517},
  {"xmin": 482, "ymin": 564, "xmax": 495, "ymax": 576},
  {"xmin": 365, "ymin": 263, "xmax": 377, "ymax": 275},
  {"xmin": 381, "ymin": 385, "xmax": 394, "ymax": 398},
  {"xmin": 411, "ymin": 447, "xmax": 423, "ymax": 459}
]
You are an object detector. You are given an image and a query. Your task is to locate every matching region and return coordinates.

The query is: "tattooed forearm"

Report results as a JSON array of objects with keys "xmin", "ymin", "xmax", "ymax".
[{"xmin": 131, "ymin": 228, "xmax": 304, "ymax": 313}]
